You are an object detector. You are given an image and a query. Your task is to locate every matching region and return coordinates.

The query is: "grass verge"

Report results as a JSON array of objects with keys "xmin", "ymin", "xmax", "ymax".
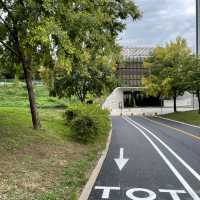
[{"xmin": 162, "ymin": 110, "xmax": 200, "ymax": 126}]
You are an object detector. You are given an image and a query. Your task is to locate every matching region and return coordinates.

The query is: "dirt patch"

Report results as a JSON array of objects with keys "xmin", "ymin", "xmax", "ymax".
[{"xmin": 0, "ymin": 140, "xmax": 89, "ymax": 200}]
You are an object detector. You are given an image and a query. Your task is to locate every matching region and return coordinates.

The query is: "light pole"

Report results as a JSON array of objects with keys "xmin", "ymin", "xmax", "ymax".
[{"xmin": 197, "ymin": 0, "xmax": 200, "ymax": 55}]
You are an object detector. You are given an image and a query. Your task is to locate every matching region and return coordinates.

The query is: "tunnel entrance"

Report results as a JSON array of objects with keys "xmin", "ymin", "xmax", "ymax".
[{"xmin": 123, "ymin": 91, "xmax": 162, "ymax": 108}]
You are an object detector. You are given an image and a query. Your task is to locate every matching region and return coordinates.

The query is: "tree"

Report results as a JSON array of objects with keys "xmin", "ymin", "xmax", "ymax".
[
  {"xmin": 44, "ymin": 0, "xmax": 141, "ymax": 102},
  {"xmin": 0, "ymin": 0, "xmax": 74, "ymax": 129},
  {"xmin": 53, "ymin": 52, "xmax": 119, "ymax": 102},
  {"xmin": 143, "ymin": 37, "xmax": 191, "ymax": 112},
  {"xmin": 0, "ymin": 0, "xmax": 42, "ymax": 129},
  {"xmin": 183, "ymin": 55, "xmax": 200, "ymax": 113}
]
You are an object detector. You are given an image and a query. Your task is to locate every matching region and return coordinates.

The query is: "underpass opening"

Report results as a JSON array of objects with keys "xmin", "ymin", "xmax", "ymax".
[{"xmin": 123, "ymin": 91, "xmax": 162, "ymax": 108}]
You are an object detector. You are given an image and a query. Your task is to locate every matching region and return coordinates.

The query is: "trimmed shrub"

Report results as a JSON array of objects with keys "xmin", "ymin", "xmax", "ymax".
[{"xmin": 64, "ymin": 103, "xmax": 110, "ymax": 143}]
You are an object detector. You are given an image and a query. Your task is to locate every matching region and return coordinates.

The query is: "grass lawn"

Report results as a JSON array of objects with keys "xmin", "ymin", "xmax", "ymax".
[
  {"xmin": 162, "ymin": 110, "xmax": 200, "ymax": 126},
  {"xmin": 0, "ymin": 82, "xmax": 68, "ymax": 108},
  {"xmin": 0, "ymin": 84, "xmax": 109, "ymax": 200}
]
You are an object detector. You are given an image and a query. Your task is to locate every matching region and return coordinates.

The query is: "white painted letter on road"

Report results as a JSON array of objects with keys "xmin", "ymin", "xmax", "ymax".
[
  {"xmin": 95, "ymin": 186, "xmax": 120, "ymax": 199},
  {"xmin": 159, "ymin": 189, "xmax": 186, "ymax": 200},
  {"xmin": 126, "ymin": 188, "xmax": 156, "ymax": 200}
]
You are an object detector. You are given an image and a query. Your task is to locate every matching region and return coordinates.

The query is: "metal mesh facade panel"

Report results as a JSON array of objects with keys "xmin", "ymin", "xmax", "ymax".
[{"xmin": 116, "ymin": 57, "xmax": 149, "ymax": 87}]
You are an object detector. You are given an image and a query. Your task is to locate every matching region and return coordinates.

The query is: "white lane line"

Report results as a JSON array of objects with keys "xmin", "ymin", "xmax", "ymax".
[
  {"xmin": 123, "ymin": 116, "xmax": 200, "ymax": 200},
  {"xmin": 126, "ymin": 116, "xmax": 200, "ymax": 183}
]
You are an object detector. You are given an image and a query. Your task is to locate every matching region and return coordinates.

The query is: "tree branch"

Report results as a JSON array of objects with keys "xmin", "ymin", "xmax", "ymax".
[{"xmin": 0, "ymin": 39, "xmax": 18, "ymax": 56}]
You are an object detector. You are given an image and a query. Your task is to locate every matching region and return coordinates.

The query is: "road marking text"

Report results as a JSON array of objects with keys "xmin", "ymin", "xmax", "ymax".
[{"xmin": 95, "ymin": 186, "xmax": 187, "ymax": 200}]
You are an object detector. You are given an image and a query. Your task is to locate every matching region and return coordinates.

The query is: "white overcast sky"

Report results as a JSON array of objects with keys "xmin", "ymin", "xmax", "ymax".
[{"xmin": 118, "ymin": 0, "xmax": 196, "ymax": 50}]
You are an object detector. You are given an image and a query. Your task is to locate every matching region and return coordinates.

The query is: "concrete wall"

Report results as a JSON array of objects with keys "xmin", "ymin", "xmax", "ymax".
[
  {"xmin": 163, "ymin": 92, "xmax": 198, "ymax": 107},
  {"xmin": 102, "ymin": 87, "xmax": 124, "ymax": 111}
]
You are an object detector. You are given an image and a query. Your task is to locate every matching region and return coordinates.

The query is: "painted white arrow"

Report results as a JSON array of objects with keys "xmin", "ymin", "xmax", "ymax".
[{"xmin": 114, "ymin": 148, "xmax": 129, "ymax": 171}]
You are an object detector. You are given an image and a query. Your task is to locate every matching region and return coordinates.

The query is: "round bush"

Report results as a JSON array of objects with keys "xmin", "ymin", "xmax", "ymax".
[
  {"xmin": 71, "ymin": 115, "xmax": 98, "ymax": 143},
  {"xmin": 64, "ymin": 103, "xmax": 110, "ymax": 143}
]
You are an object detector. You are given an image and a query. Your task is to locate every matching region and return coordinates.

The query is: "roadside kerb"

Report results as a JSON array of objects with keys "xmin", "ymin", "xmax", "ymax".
[
  {"xmin": 79, "ymin": 127, "xmax": 112, "ymax": 200},
  {"xmin": 155, "ymin": 116, "xmax": 200, "ymax": 129}
]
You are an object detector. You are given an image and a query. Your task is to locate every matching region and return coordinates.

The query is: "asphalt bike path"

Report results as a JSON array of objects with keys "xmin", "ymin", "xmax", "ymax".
[
  {"xmin": 132, "ymin": 116, "xmax": 200, "ymax": 177},
  {"xmin": 127, "ymin": 116, "xmax": 200, "ymax": 199},
  {"xmin": 88, "ymin": 116, "xmax": 200, "ymax": 200}
]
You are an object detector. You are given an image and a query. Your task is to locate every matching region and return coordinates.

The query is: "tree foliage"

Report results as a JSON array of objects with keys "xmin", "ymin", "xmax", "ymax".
[
  {"xmin": 143, "ymin": 37, "xmax": 191, "ymax": 112},
  {"xmin": 0, "ymin": 48, "xmax": 17, "ymax": 79},
  {"xmin": 183, "ymin": 55, "xmax": 200, "ymax": 113},
  {"xmin": 0, "ymin": 0, "xmax": 78, "ymax": 129},
  {"xmin": 39, "ymin": 0, "xmax": 141, "ymax": 102}
]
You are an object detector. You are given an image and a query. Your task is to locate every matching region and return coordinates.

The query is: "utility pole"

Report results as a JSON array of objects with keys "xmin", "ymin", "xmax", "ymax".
[{"xmin": 197, "ymin": 0, "xmax": 200, "ymax": 55}]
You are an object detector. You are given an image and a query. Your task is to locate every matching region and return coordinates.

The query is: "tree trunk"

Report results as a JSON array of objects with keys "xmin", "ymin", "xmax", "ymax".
[
  {"xmin": 22, "ymin": 58, "xmax": 41, "ymax": 129},
  {"xmin": 49, "ymin": 70, "xmax": 56, "ymax": 97},
  {"xmin": 197, "ymin": 90, "xmax": 200, "ymax": 114},
  {"xmin": 173, "ymin": 91, "xmax": 177, "ymax": 113}
]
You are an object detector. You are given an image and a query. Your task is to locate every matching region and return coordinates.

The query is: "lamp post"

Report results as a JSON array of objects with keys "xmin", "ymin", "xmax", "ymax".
[{"xmin": 197, "ymin": 0, "xmax": 200, "ymax": 55}]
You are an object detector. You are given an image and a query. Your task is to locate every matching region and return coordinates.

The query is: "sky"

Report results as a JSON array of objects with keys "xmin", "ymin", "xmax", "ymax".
[{"xmin": 118, "ymin": 0, "xmax": 196, "ymax": 51}]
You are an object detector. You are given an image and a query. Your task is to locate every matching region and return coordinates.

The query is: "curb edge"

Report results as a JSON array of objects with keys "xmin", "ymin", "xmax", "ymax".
[
  {"xmin": 156, "ymin": 116, "xmax": 200, "ymax": 129},
  {"xmin": 79, "ymin": 127, "xmax": 112, "ymax": 200}
]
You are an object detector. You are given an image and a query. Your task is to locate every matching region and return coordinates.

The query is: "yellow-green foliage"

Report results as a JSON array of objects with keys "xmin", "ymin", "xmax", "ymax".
[
  {"xmin": 143, "ymin": 37, "xmax": 191, "ymax": 98},
  {"xmin": 64, "ymin": 103, "xmax": 110, "ymax": 143}
]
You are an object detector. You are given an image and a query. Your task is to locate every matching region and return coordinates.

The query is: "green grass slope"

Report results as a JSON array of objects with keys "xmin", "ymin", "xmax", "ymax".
[
  {"xmin": 0, "ymin": 83, "xmax": 108, "ymax": 200},
  {"xmin": 162, "ymin": 110, "xmax": 200, "ymax": 126}
]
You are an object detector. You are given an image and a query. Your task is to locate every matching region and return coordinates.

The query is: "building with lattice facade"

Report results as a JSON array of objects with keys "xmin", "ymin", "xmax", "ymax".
[
  {"xmin": 116, "ymin": 47, "xmax": 152, "ymax": 87},
  {"xmin": 103, "ymin": 47, "xmax": 198, "ymax": 114},
  {"xmin": 102, "ymin": 47, "xmax": 162, "ymax": 110}
]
